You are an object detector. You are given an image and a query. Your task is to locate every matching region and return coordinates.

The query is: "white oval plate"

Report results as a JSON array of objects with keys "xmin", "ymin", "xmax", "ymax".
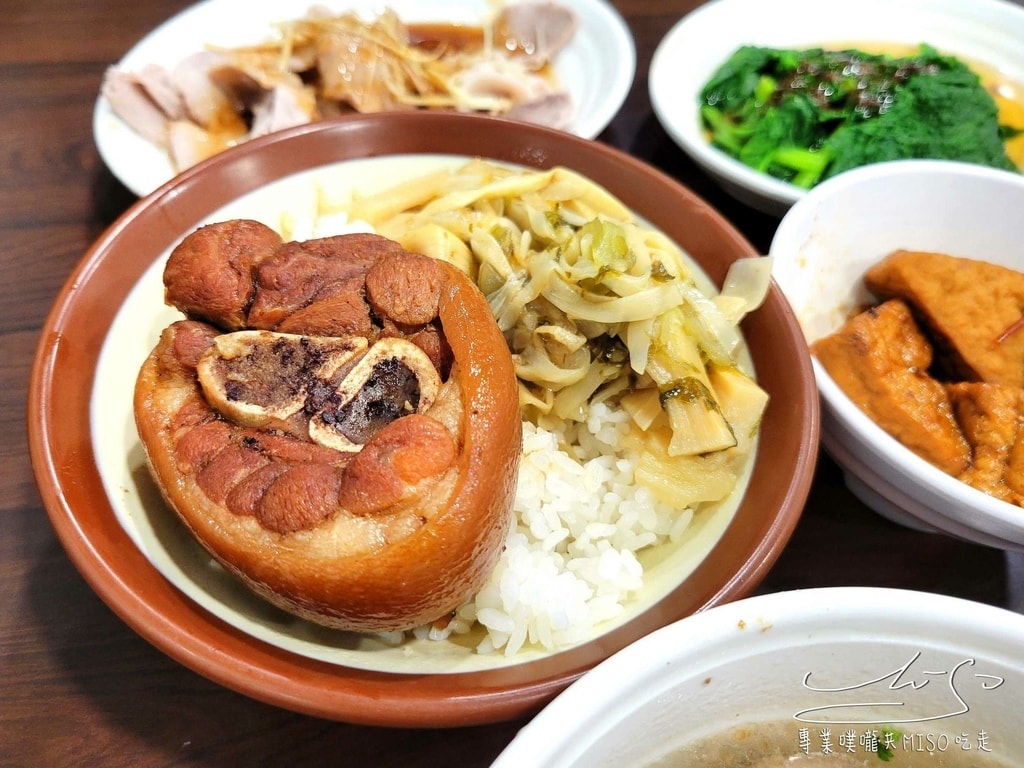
[{"xmin": 93, "ymin": 0, "xmax": 636, "ymax": 196}]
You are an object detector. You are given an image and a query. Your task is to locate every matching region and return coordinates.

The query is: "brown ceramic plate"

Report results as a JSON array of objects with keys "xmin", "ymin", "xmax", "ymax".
[{"xmin": 28, "ymin": 112, "xmax": 819, "ymax": 727}]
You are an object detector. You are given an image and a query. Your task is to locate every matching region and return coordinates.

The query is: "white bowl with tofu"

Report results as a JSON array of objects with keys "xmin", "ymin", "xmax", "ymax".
[{"xmin": 770, "ymin": 159, "xmax": 1024, "ymax": 551}]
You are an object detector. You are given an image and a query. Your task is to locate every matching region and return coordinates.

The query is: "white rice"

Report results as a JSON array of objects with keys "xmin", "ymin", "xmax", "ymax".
[{"xmin": 415, "ymin": 400, "xmax": 691, "ymax": 656}]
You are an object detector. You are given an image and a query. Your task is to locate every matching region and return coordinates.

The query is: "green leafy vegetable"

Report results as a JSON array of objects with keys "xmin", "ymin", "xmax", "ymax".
[
  {"xmin": 699, "ymin": 44, "xmax": 1019, "ymax": 188},
  {"xmin": 876, "ymin": 726, "xmax": 901, "ymax": 762}
]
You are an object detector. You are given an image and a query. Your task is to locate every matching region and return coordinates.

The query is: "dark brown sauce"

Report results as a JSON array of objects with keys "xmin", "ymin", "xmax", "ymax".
[
  {"xmin": 405, "ymin": 20, "xmax": 557, "ymax": 81},
  {"xmin": 779, "ymin": 50, "xmax": 941, "ymax": 118},
  {"xmin": 407, "ymin": 22, "xmax": 486, "ymax": 55}
]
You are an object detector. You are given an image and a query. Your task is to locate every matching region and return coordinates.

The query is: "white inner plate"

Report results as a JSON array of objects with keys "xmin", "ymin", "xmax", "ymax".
[
  {"xmin": 93, "ymin": 0, "xmax": 636, "ymax": 197},
  {"xmin": 91, "ymin": 153, "xmax": 753, "ymax": 675}
]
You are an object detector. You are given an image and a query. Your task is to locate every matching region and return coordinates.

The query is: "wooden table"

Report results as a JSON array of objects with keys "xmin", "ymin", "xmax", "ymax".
[{"xmin": 3, "ymin": 1, "xmax": 1022, "ymax": 765}]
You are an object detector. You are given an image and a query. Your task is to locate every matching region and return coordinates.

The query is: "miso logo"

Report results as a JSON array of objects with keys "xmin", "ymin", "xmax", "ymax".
[{"xmin": 794, "ymin": 651, "xmax": 1005, "ymax": 725}]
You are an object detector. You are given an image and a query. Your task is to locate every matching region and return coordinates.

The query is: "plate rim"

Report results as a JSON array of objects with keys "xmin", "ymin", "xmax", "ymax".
[{"xmin": 31, "ymin": 112, "xmax": 818, "ymax": 726}]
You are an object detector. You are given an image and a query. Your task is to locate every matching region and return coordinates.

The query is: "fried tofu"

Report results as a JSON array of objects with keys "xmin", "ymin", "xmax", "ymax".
[
  {"xmin": 811, "ymin": 299, "xmax": 971, "ymax": 475},
  {"xmin": 814, "ymin": 250, "xmax": 1024, "ymax": 508},
  {"xmin": 865, "ymin": 250, "xmax": 1024, "ymax": 387},
  {"xmin": 947, "ymin": 382, "xmax": 1024, "ymax": 504}
]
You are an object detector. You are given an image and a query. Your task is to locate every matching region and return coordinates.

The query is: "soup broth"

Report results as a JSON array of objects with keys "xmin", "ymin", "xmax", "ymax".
[{"xmin": 648, "ymin": 720, "xmax": 1018, "ymax": 767}]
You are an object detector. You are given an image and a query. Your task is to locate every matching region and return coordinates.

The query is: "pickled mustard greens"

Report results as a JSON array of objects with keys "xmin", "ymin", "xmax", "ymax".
[
  {"xmin": 699, "ymin": 44, "xmax": 1021, "ymax": 188},
  {"xmin": 303, "ymin": 160, "xmax": 772, "ymax": 511}
]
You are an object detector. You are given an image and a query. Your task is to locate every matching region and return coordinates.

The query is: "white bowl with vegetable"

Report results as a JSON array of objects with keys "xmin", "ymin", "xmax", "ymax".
[
  {"xmin": 649, "ymin": 0, "xmax": 1024, "ymax": 215},
  {"xmin": 491, "ymin": 586, "xmax": 1024, "ymax": 767},
  {"xmin": 770, "ymin": 159, "xmax": 1024, "ymax": 551}
]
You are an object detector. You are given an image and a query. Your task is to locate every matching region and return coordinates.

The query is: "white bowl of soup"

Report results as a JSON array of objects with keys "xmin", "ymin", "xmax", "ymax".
[
  {"xmin": 769, "ymin": 159, "xmax": 1024, "ymax": 551},
  {"xmin": 490, "ymin": 587, "xmax": 1024, "ymax": 767},
  {"xmin": 649, "ymin": 0, "xmax": 1024, "ymax": 215}
]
